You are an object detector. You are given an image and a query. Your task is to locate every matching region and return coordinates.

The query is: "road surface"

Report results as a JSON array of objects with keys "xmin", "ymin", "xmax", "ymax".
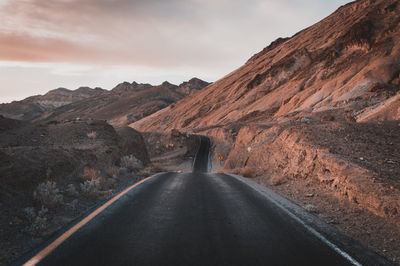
[{"xmin": 22, "ymin": 136, "xmax": 387, "ymax": 266}]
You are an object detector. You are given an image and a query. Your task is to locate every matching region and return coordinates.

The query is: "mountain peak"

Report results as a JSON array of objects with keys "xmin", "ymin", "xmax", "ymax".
[{"xmin": 111, "ymin": 81, "xmax": 152, "ymax": 93}]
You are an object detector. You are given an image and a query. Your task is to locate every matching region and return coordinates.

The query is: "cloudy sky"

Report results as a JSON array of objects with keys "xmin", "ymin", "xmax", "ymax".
[{"xmin": 0, "ymin": 0, "xmax": 351, "ymax": 103}]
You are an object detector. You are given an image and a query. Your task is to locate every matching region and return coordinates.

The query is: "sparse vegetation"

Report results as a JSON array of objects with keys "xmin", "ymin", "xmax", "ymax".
[
  {"xmin": 83, "ymin": 167, "xmax": 101, "ymax": 181},
  {"xmin": 80, "ymin": 180, "xmax": 112, "ymax": 199},
  {"xmin": 120, "ymin": 155, "xmax": 143, "ymax": 172},
  {"xmin": 65, "ymin": 184, "xmax": 79, "ymax": 197},
  {"xmin": 80, "ymin": 179, "xmax": 100, "ymax": 198},
  {"xmin": 33, "ymin": 181, "xmax": 64, "ymax": 209},
  {"xmin": 270, "ymin": 176, "xmax": 286, "ymax": 186},
  {"xmin": 81, "ymin": 167, "xmax": 112, "ymax": 199},
  {"xmin": 87, "ymin": 131, "xmax": 97, "ymax": 139},
  {"xmin": 23, "ymin": 206, "xmax": 48, "ymax": 236},
  {"xmin": 66, "ymin": 199, "xmax": 79, "ymax": 212},
  {"xmin": 106, "ymin": 166, "xmax": 119, "ymax": 179}
]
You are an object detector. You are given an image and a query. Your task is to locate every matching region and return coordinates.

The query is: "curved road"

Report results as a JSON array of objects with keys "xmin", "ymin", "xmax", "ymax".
[{"xmin": 21, "ymin": 136, "xmax": 389, "ymax": 266}]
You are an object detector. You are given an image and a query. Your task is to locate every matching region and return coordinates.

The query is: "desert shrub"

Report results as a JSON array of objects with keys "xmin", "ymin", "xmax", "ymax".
[
  {"xmin": 80, "ymin": 180, "xmax": 112, "ymax": 199},
  {"xmin": 80, "ymin": 179, "xmax": 101, "ymax": 199},
  {"xmin": 66, "ymin": 199, "xmax": 79, "ymax": 212},
  {"xmin": 106, "ymin": 166, "xmax": 119, "ymax": 179},
  {"xmin": 82, "ymin": 167, "xmax": 110, "ymax": 192},
  {"xmin": 270, "ymin": 175, "xmax": 286, "ymax": 186},
  {"xmin": 87, "ymin": 131, "xmax": 97, "ymax": 139},
  {"xmin": 65, "ymin": 184, "xmax": 79, "ymax": 197},
  {"xmin": 83, "ymin": 167, "xmax": 101, "ymax": 181},
  {"xmin": 24, "ymin": 206, "xmax": 48, "ymax": 236},
  {"xmin": 241, "ymin": 167, "xmax": 255, "ymax": 178},
  {"xmin": 304, "ymin": 204, "xmax": 319, "ymax": 213},
  {"xmin": 33, "ymin": 181, "xmax": 64, "ymax": 209},
  {"xmin": 24, "ymin": 207, "xmax": 36, "ymax": 223},
  {"xmin": 120, "ymin": 155, "xmax": 143, "ymax": 171}
]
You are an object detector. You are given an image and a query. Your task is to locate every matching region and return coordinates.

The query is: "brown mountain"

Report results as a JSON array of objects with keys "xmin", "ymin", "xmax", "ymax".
[
  {"xmin": 0, "ymin": 87, "xmax": 106, "ymax": 120},
  {"xmin": 39, "ymin": 78, "xmax": 210, "ymax": 127},
  {"xmin": 132, "ymin": 0, "xmax": 400, "ymax": 132}
]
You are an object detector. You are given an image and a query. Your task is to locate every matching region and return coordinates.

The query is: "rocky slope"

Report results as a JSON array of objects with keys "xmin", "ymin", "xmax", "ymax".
[
  {"xmin": 0, "ymin": 87, "xmax": 106, "ymax": 120},
  {"xmin": 133, "ymin": 0, "xmax": 400, "ymax": 131}
]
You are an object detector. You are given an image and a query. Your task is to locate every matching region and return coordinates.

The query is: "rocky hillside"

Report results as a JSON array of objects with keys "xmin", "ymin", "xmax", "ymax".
[
  {"xmin": 132, "ymin": 0, "xmax": 400, "ymax": 131},
  {"xmin": 0, "ymin": 87, "xmax": 106, "ymax": 120}
]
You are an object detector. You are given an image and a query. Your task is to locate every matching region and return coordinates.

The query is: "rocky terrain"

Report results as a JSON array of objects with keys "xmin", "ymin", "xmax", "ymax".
[
  {"xmin": 0, "ymin": 115, "xmax": 154, "ymax": 265},
  {"xmin": 131, "ymin": 0, "xmax": 400, "ymax": 262}
]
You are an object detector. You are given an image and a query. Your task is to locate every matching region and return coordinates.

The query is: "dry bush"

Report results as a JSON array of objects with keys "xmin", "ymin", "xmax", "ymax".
[
  {"xmin": 80, "ymin": 167, "xmax": 112, "ymax": 199},
  {"xmin": 24, "ymin": 206, "xmax": 48, "ymax": 236},
  {"xmin": 65, "ymin": 184, "xmax": 79, "ymax": 197},
  {"xmin": 33, "ymin": 181, "xmax": 64, "ymax": 209},
  {"xmin": 83, "ymin": 167, "xmax": 101, "ymax": 181},
  {"xmin": 138, "ymin": 167, "xmax": 152, "ymax": 176},
  {"xmin": 241, "ymin": 167, "xmax": 255, "ymax": 178},
  {"xmin": 270, "ymin": 175, "xmax": 286, "ymax": 186},
  {"xmin": 120, "ymin": 155, "xmax": 143, "ymax": 172},
  {"xmin": 80, "ymin": 179, "xmax": 101, "ymax": 199},
  {"xmin": 106, "ymin": 166, "xmax": 119, "ymax": 179},
  {"xmin": 304, "ymin": 204, "xmax": 319, "ymax": 213},
  {"xmin": 66, "ymin": 199, "xmax": 79, "ymax": 212},
  {"xmin": 87, "ymin": 131, "xmax": 97, "ymax": 139},
  {"xmin": 80, "ymin": 179, "xmax": 112, "ymax": 199}
]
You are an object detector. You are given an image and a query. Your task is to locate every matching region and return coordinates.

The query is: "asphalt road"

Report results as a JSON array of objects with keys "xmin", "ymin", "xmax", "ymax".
[{"xmin": 24, "ymin": 136, "xmax": 381, "ymax": 265}]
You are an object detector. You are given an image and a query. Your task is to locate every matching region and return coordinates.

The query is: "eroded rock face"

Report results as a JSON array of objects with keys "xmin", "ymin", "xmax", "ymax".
[
  {"xmin": 132, "ymin": 0, "xmax": 400, "ymax": 132},
  {"xmin": 223, "ymin": 121, "xmax": 400, "ymax": 224}
]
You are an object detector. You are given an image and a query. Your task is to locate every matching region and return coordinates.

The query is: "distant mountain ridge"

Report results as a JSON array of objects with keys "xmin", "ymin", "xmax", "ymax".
[
  {"xmin": 0, "ymin": 86, "xmax": 106, "ymax": 120},
  {"xmin": 0, "ymin": 78, "xmax": 211, "ymax": 127}
]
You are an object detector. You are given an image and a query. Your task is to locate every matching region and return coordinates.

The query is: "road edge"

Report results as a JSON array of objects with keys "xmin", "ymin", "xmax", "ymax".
[{"xmin": 225, "ymin": 173, "xmax": 394, "ymax": 266}]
